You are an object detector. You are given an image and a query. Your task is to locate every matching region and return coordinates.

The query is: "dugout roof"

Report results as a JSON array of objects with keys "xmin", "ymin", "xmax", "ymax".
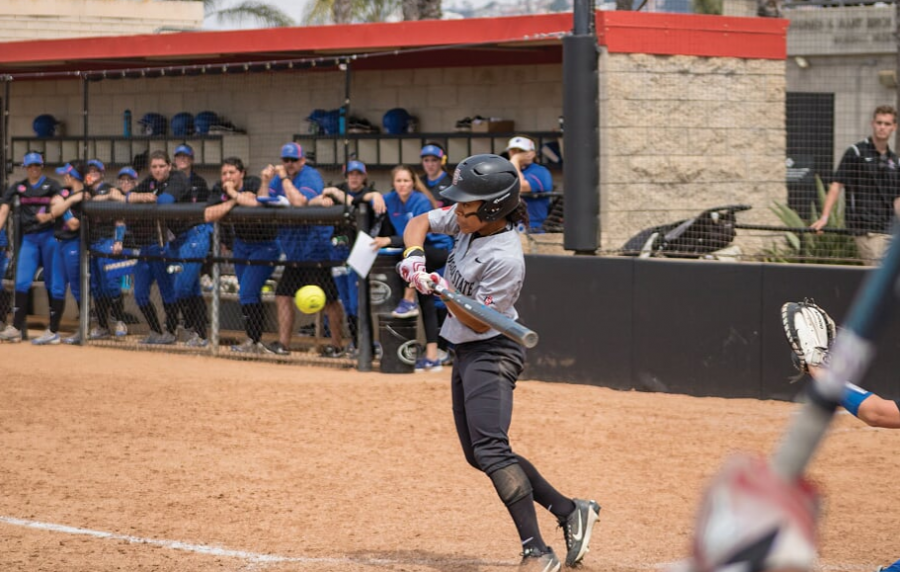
[{"xmin": 0, "ymin": 11, "xmax": 787, "ymax": 77}]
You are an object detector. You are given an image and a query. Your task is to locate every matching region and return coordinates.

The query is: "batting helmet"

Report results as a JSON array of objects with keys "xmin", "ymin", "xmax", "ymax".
[
  {"xmin": 440, "ymin": 154, "xmax": 520, "ymax": 222},
  {"xmin": 171, "ymin": 112, "xmax": 195, "ymax": 136},
  {"xmin": 194, "ymin": 111, "xmax": 219, "ymax": 135},
  {"xmin": 382, "ymin": 108, "xmax": 412, "ymax": 135},
  {"xmin": 33, "ymin": 114, "xmax": 59, "ymax": 137},
  {"xmin": 138, "ymin": 113, "xmax": 167, "ymax": 136}
]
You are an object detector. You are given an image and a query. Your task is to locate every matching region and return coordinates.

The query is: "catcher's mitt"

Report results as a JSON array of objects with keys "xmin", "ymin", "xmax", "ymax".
[{"xmin": 781, "ymin": 299, "xmax": 836, "ymax": 376}]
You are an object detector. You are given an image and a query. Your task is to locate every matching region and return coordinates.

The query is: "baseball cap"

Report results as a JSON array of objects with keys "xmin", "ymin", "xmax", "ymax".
[
  {"xmin": 174, "ymin": 144, "xmax": 194, "ymax": 157},
  {"xmin": 420, "ymin": 144, "xmax": 445, "ymax": 159},
  {"xmin": 117, "ymin": 167, "xmax": 138, "ymax": 179},
  {"xmin": 345, "ymin": 160, "xmax": 366, "ymax": 174},
  {"xmin": 506, "ymin": 136, "xmax": 535, "ymax": 153},
  {"xmin": 23, "ymin": 152, "xmax": 43, "ymax": 167},
  {"xmin": 281, "ymin": 142, "xmax": 304, "ymax": 160},
  {"xmin": 87, "ymin": 159, "xmax": 105, "ymax": 172},
  {"xmin": 55, "ymin": 163, "xmax": 84, "ymax": 181}
]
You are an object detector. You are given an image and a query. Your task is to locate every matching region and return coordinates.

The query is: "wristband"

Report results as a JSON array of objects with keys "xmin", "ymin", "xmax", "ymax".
[
  {"xmin": 280, "ymin": 176, "xmax": 289, "ymax": 182},
  {"xmin": 403, "ymin": 246, "xmax": 425, "ymax": 259},
  {"xmin": 114, "ymin": 226, "xmax": 126, "ymax": 242},
  {"xmin": 841, "ymin": 383, "xmax": 873, "ymax": 417},
  {"xmin": 62, "ymin": 210, "xmax": 73, "ymax": 222}
]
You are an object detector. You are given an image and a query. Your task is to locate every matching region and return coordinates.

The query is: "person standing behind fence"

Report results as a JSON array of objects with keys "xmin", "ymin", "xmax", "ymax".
[
  {"xmin": 205, "ymin": 157, "xmax": 279, "ymax": 354},
  {"xmin": 0, "ymin": 152, "xmax": 63, "ymax": 343},
  {"xmin": 322, "ymin": 160, "xmax": 386, "ymax": 354},
  {"xmin": 118, "ymin": 150, "xmax": 187, "ymax": 345},
  {"xmin": 373, "ymin": 165, "xmax": 453, "ymax": 371},
  {"xmin": 171, "ymin": 144, "xmax": 212, "ymax": 347},
  {"xmin": 811, "ymin": 105, "xmax": 900, "ymax": 264},
  {"xmin": 262, "ymin": 142, "xmax": 345, "ymax": 357},
  {"xmin": 30, "ymin": 161, "xmax": 90, "ymax": 345},
  {"xmin": 84, "ymin": 165, "xmax": 130, "ymax": 340},
  {"xmin": 420, "ymin": 143, "xmax": 454, "ymax": 206},
  {"xmin": 506, "ymin": 136, "xmax": 553, "ymax": 233}
]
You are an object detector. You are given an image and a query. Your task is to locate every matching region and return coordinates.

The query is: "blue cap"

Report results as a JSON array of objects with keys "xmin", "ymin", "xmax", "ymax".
[
  {"xmin": 174, "ymin": 144, "xmax": 194, "ymax": 157},
  {"xmin": 87, "ymin": 159, "xmax": 105, "ymax": 172},
  {"xmin": 420, "ymin": 144, "xmax": 445, "ymax": 159},
  {"xmin": 23, "ymin": 152, "xmax": 43, "ymax": 167},
  {"xmin": 55, "ymin": 163, "xmax": 83, "ymax": 181},
  {"xmin": 281, "ymin": 142, "xmax": 303, "ymax": 160},
  {"xmin": 345, "ymin": 160, "xmax": 366, "ymax": 174},
  {"xmin": 117, "ymin": 167, "xmax": 138, "ymax": 179}
]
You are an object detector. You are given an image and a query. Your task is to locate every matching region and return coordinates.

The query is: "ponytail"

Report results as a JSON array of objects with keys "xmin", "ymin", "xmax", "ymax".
[{"xmin": 507, "ymin": 199, "xmax": 529, "ymax": 229}]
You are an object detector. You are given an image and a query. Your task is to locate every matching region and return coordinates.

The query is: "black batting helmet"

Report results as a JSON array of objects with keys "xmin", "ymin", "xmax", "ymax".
[{"xmin": 440, "ymin": 154, "xmax": 520, "ymax": 222}]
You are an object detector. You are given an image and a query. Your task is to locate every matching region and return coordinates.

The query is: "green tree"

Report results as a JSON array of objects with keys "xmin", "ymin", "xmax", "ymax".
[
  {"xmin": 692, "ymin": 0, "xmax": 723, "ymax": 15},
  {"xmin": 304, "ymin": 0, "xmax": 401, "ymax": 24},
  {"xmin": 192, "ymin": 0, "xmax": 295, "ymax": 27}
]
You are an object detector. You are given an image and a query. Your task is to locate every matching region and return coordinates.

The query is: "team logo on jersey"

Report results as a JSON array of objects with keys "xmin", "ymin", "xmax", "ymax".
[
  {"xmin": 17, "ymin": 185, "xmax": 25, "ymax": 193},
  {"xmin": 61, "ymin": 189, "xmax": 70, "ymax": 198}
]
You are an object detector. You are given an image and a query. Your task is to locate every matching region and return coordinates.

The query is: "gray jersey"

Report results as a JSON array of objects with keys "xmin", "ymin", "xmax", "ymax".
[{"xmin": 428, "ymin": 205, "xmax": 525, "ymax": 344}]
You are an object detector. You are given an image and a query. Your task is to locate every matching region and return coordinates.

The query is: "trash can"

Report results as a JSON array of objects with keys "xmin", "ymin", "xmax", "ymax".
[
  {"xmin": 378, "ymin": 316, "xmax": 417, "ymax": 374},
  {"xmin": 369, "ymin": 249, "xmax": 405, "ymax": 315}
]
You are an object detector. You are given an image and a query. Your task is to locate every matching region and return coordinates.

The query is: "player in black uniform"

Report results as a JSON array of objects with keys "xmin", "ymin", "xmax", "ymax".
[
  {"xmin": 0, "ymin": 152, "xmax": 63, "ymax": 342},
  {"xmin": 116, "ymin": 150, "xmax": 188, "ymax": 345},
  {"xmin": 399, "ymin": 154, "xmax": 601, "ymax": 571},
  {"xmin": 205, "ymin": 157, "xmax": 279, "ymax": 354}
]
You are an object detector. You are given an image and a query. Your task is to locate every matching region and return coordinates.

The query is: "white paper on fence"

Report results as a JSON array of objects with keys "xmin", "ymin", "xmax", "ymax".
[{"xmin": 347, "ymin": 230, "xmax": 379, "ymax": 278}]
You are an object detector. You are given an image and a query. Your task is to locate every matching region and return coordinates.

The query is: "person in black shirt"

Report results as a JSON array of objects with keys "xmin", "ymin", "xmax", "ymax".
[
  {"xmin": 812, "ymin": 105, "xmax": 900, "ymax": 264},
  {"xmin": 0, "ymin": 152, "xmax": 63, "ymax": 343},
  {"xmin": 205, "ymin": 157, "xmax": 279, "ymax": 354},
  {"xmin": 116, "ymin": 150, "xmax": 189, "ymax": 345}
]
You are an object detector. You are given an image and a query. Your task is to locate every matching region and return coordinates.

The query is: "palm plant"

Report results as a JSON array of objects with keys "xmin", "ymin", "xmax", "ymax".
[
  {"xmin": 191, "ymin": 0, "xmax": 296, "ymax": 27},
  {"xmin": 304, "ymin": 0, "xmax": 401, "ymax": 24},
  {"xmin": 763, "ymin": 175, "xmax": 861, "ymax": 265}
]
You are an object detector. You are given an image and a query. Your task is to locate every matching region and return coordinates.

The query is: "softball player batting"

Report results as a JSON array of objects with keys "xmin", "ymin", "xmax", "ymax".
[{"xmin": 399, "ymin": 154, "xmax": 600, "ymax": 571}]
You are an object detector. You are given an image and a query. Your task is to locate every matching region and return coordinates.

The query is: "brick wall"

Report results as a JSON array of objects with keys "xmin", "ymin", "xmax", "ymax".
[{"xmin": 0, "ymin": 0, "xmax": 203, "ymax": 41}]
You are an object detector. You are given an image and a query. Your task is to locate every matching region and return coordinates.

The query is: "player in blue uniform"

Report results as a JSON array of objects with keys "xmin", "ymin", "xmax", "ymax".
[
  {"xmin": 507, "ymin": 136, "xmax": 553, "ymax": 232},
  {"xmin": 171, "ymin": 144, "xmax": 212, "ymax": 346},
  {"xmin": 372, "ymin": 165, "xmax": 453, "ymax": 371},
  {"xmin": 399, "ymin": 154, "xmax": 600, "ymax": 570},
  {"xmin": 0, "ymin": 152, "xmax": 63, "ymax": 342},
  {"xmin": 205, "ymin": 157, "xmax": 280, "ymax": 354}
]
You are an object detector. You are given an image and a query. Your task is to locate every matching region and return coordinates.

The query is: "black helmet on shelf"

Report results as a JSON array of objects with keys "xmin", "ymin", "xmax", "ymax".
[{"xmin": 440, "ymin": 153, "xmax": 520, "ymax": 222}]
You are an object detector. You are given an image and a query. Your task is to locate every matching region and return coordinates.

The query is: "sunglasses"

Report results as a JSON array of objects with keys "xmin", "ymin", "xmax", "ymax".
[{"xmin": 281, "ymin": 157, "xmax": 299, "ymax": 163}]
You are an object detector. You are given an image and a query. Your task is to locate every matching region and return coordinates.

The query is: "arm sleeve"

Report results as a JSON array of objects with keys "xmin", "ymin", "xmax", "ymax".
[
  {"xmin": 523, "ymin": 165, "xmax": 553, "ymax": 194},
  {"xmin": 428, "ymin": 205, "xmax": 460, "ymax": 235}
]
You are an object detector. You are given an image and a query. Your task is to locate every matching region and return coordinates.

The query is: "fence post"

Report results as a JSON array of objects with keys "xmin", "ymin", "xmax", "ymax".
[
  {"xmin": 210, "ymin": 221, "xmax": 221, "ymax": 355},
  {"xmin": 356, "ymin": 202, "xmax": 372, "ymax": 371}
]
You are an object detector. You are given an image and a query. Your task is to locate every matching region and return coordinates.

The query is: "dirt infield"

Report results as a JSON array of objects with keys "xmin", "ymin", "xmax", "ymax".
[{"xmin": 1, "ymin": 342, "xmax": 898, "ymax": 572}]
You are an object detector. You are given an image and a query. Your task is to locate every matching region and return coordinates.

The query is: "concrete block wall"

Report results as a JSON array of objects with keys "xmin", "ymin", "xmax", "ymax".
[
  {"xmin": 599, "ymin": 52, "xmax": 787, "ymax": 255},
  {"xmin": 0, "ymin": 0, "xmax": 204, "ymax": 41}
]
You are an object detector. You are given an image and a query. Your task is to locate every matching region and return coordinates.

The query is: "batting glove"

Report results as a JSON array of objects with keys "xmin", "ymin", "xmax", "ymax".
[
  {"xmin": 690, "ymin": 454, "xmax": 820, "ymax": 572},
  {"xmin": 410, "ymin": 271, "xmax": 438, "ymax": 295},
  {"xmin": 397, "ymin": 254, "xmax": 426, "ymax": 283}
]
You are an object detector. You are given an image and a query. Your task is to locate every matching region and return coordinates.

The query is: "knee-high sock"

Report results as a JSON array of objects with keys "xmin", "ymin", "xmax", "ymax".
[
  {"xmin": 110, "ymin": 296, "xmax": 127, "ymax": 323},
  {"xmin": 94, "ymin": 296, "xmax": 110, "ymax": 330},
  {"xmin": 163, "ymin": 303, "xmax": 179, "ymax": 335},
  {"xmin": 516, "ymin": 454, "xmax": 576, "ymax": 520},
  {"xmin": 191, "ymin": 296, "xmax": 208, "ymax": 339},
  {"xmin": 246, "ymin": 302, "xmax": 265, "ymax": 343},
  {"xmin": 0, "ymin": 289, "xmax": 11, "ymax": 323},
  {"xmin": 49, "ymin": 298, "xmax": 65, "ymax": 333},
  {"xmin": 139, "ymin": 303, "xmax": 162, "ymax": 334},
  {"xmin": 13, "ymin": 291, "xmax": 29, "ymax": 332}
]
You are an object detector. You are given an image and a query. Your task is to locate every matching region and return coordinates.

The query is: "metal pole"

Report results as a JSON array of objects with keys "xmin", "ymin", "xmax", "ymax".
[
  {"xmin": 563, "ymin": 0, "xmax": 600, "ymax": 254},
  {"xmin": 342, "ymin": 60, "xmax": 351, "ymax": 167},
  {"xmin": 356, "ymin": 202, "xmax": 372, "ymax": 372},
  {"xmin": 79, "ymin": 74, "xmax": 90, "ymax": 343},
  {"xmin": 210, "ymin": 222, "xmax": 221, "ymax": 355},
  {"xmin": 82, "ymin": 74, "xmax": 89, "ymax": 163}
]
